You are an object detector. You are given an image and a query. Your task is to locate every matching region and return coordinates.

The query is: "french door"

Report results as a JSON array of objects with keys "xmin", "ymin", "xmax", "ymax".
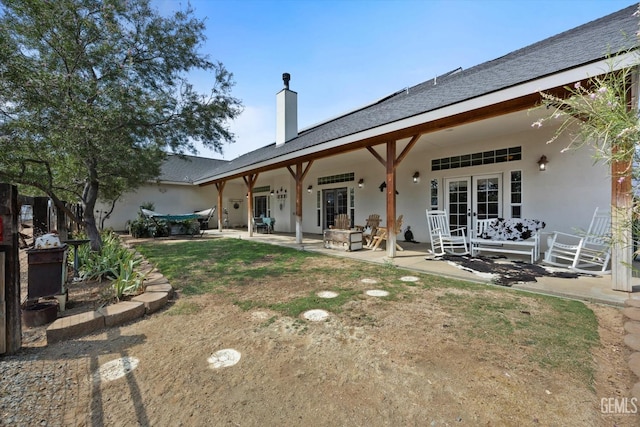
[
  {"xmin": 254, "ymin": 195, "xmax": 269, "ymax": 217},
  {"xmin": 323, "ymin": 187, "xmax": 348, "ymax": 229},
  {"xmin": 444, "ymin": 174, "xmax": 502, "ymax": 236}
]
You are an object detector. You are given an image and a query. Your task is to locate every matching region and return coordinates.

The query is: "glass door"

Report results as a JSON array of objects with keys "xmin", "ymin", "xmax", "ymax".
[
  {"xmin": 445, "ymin": 174, "xmax": 502, "ymax": 236},
  {"xmin": 323, "ymin": 187, "xmax": 348, "ymax": 229},
  {"xmin": 445, "ymin": 177, "xmax": 471, "ymax": 235},
  {"xmin": 254, "ymin": 195, "xmax": 269, "ymax": 217},
  {"xmin": 473, "ymin": 174, "xmax": 502, "ymax": 220}
]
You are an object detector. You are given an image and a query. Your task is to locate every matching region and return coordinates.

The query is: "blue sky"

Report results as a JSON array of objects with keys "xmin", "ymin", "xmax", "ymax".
[{"xmin": 154, "ymin": 0, "xmax": 636, "ymax": 160}]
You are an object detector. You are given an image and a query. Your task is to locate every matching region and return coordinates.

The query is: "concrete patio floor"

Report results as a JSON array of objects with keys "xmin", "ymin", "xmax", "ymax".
[{"xmin": 203, "ymin": 228, "xmax": 640, "ymax": 307}]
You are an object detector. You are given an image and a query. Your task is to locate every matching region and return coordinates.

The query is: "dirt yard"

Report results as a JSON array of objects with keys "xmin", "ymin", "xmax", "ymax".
[{"xmin": 2, "ymin": 236, "xmax": 638, "ymax": 426}]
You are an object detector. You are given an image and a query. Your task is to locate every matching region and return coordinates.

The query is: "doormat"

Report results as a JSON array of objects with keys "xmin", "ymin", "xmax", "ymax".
[{"xmin": 428, "ymin": 254, "xmax": 593, "ymax": 287}]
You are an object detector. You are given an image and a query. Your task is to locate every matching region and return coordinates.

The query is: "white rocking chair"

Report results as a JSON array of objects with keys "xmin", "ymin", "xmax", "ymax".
[
  {"xmin": 543, "ymin": 207, "xmax": 611, "ymax": 274},
  {"xmin": 426, "ymin": 210, "xmax": 469, "ymax": 256}
]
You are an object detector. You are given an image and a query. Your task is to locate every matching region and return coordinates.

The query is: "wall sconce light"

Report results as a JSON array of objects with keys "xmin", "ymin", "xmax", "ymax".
[
  {"xmin": 379, "ymin": 182, "xmax": 386, "ymax": 192},
  {"xmin": 358, "ymin": 178, "xmax": 364, "ymax": 188},
  {"xmin": 537, "ymin": 155, "xmax": 549, "ymax": 171},
  {"xmin": 413, "ymin": 171, "xmax": 420, "ymax": 183},
  {"xmin": 307, "ymin": 185, "xmax": 313, "ymax": 193},
  {"xmin": 270, "ymin": 189, "xmax": 274, "ymax": 196},
  {"xmin": 246, "ymin": 193, "xmax": 248, "ymax": 199}
]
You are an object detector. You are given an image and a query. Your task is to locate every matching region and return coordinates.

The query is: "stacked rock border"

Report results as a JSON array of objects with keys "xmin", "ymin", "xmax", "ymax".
[{"xmin": 45, "ymin": 248, "xmax": 173, "ymax": 344}]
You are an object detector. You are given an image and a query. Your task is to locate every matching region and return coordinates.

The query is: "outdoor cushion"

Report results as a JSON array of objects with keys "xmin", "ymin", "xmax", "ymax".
[{"xmin": 479, "ymin": 218, "xmax": 545, "ymax": 241}]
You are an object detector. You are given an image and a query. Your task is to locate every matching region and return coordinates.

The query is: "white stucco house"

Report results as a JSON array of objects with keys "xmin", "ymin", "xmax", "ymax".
[{"xmin": 99, "ymin": 4, "xmax": 639, "ymax": 291}]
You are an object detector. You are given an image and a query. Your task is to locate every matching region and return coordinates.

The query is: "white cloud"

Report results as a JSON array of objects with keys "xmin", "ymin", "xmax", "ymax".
[{"xmin": 196, "ymin": 105, "xmax": 275, "ymax": 160}]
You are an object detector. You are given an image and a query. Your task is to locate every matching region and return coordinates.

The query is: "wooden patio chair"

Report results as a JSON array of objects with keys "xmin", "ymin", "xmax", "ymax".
[
  {"xmin": 359, "ymin": 214, "xmax": 381, "ymax": 248},
  {"xmin": 370, "ymin": 215, "xmax": 404, "ymax": 251},
  {"xmin": 543, "ymin": 207, "xmax": 611, "ymax": 274},
  {"xmin": 331, "ymin": 213, "xmax": 351, "ymax": 230},
  {"xmin": 426, "ymin": 210, "xmax": 469, "ymax": 256}
]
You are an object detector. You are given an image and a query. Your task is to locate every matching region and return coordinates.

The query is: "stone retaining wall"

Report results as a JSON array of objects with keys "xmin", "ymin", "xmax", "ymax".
[{"xmin": 46, "ymin": 248, "xmax": 173, "ymax": 344}]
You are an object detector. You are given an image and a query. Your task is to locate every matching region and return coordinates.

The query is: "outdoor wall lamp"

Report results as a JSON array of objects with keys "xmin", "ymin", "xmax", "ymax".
[
  {"xmin": 537, "ymin": 155, "xmax": 549, "ymax": 171},
  {"xmin": 358, "ymin": 178, "xmax": 364, "ymax": 188},
  {"xmin": 413, "ymin": 171, "xmax": 420, "ymax": 183},
  {"xmin": 307, "ymin": 185, "xmax": 313, "ymax": 193},
  {"xmin": 270, "ymin": 189, "xmax": 274, "ymax": 196}
]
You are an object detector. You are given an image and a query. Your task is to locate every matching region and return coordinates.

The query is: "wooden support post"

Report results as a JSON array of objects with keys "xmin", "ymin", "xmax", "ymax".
[
  {"xmin": 215, "ymin": 182, "xmax": 226, "ymax": 232},
  {"xmin": 244, "ymin": 174, "xmax": 258, "ymax": 237},
  {"xmin": 294, "ymin": 164, "xmax": 304, "ymax": 244},
  {"xmin": 611, "ymin": 152, "xmax": 633, "ymax": 291},
  {"xmin": 386, "ymin": 141, "xmax": 397, "ymax": 258},
  {"xmin": 610, "ymin": 69, "xmax": 638, "ymax": 291},
  {"xmin": 0, "ymin": 183, "xmax": 22, "ymax": 354},
  {"xmin": 287, "ymin": 161, "xmax": 313, "ymax": 244}
]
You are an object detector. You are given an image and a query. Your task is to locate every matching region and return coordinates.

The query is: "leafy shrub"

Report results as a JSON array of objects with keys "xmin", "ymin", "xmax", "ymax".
[
  {"xmin": 128, "ymin": 202, "xmax": 170, "ymax": 238},
  {"xmin": 76, "ymin": 231, "xmax": 146, "ymax": 301},
  {"xmin": 169, "ymin": 219, "xmax": 200, "ymax": 235}
]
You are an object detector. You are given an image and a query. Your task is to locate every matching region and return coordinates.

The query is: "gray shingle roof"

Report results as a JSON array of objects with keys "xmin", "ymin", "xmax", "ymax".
[
  {"xmin": 158, "ymin": 154, "xmax": 228, "ymax": 183},
  {"xmin": 200, "ymin": 4, "xmax": 638, "ymax": 182}
]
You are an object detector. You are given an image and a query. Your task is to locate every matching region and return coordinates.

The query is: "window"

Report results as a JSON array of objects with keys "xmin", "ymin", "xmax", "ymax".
[
  {"xmin": 318, "ymin": 172, "xmax": 355, "ymax": 185},
  {"xmin": 431, "ymin": 146, "xmax": 521, "ymax": 171},
  {"xmin": 510, "ymin": 171, "xmax": 522, "ymax": 218},
  {"xmin": 430, "ymin": 179, "xmax": 439, "ymax": 210},
  {"xmin": 316, "ymin": 189, "xmax": 321, "ymax": 227},
  {"xmin": 253, "ymin": 185, "xmax": 270, "ymax": 193},
  {"xmin": 350, "ymin": 187, "xmax": 355, "ymax": 228}
]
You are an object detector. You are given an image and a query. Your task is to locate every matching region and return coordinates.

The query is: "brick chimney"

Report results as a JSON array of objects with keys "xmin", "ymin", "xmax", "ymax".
[{"xmin": 276, "ymin": 72, "xmax": 298, "ymax": 146}]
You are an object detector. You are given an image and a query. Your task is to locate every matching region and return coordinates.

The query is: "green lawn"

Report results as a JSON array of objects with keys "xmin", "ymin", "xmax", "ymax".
[{"xmin": 134, "ymin": 238, "xmax": 600, "ymax": 384}]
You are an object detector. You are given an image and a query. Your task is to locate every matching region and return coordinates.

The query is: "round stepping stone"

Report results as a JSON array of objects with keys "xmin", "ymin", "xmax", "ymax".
[
  {"xmin": 625, "ymin": 321, "xmax": 640, "ymax": 336},
  {"xmin": 208, "ymin": 349, "xmax": 241, "ymax": 369},
  {"xmin": 632, "ymin": 382, "xmax": 640, "ymax": 400},
  {"xmin": 251, "ymin": 311, "xmax": 270, "ymax": 320},
  {"xmin": 624, "ymin": 334, "xmax": 640, "ymax": 352},
  {"xmin": 400, "ymin": 276, "xmax": 419, "ymax": 282},
  {"xmin": 361, "ymin": 278, "xmax": 378, "ymax": 284},
  {"xmin": 303, "ymin": 309, "xmax": 329, "ymax": 321},
  {"xmin": 317, "ymin": 291, "xmax": 338, "ymax": 298},
  {"xmin": 623, "ymin": 307, "xmax": 640, "ymax": 322},
  {"xmin": 626, "ymin": 299, "xmax": 640, "ymax": 308},
  {"xmin": 366, "ymin": 289, "xmax": 389, "ymax": 297},
  {"xmin": 628, "ymin": 352, "xmax": 640, "ymax": 377},
  {"xmin": 95, "ymin": 357, "xmax": 139, "ymax": 382}
]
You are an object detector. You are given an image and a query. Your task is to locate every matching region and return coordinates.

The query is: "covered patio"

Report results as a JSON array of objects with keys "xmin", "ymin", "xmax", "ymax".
[{"xmin": 204, "ymin": 228, "xmax": 640, "ymax": 307}]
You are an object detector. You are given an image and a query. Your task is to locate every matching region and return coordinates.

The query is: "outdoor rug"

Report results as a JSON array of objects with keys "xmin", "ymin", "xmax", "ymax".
[{"xmin": 426, "ymin": 254, "xmax": 595, "ymax": 287}]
